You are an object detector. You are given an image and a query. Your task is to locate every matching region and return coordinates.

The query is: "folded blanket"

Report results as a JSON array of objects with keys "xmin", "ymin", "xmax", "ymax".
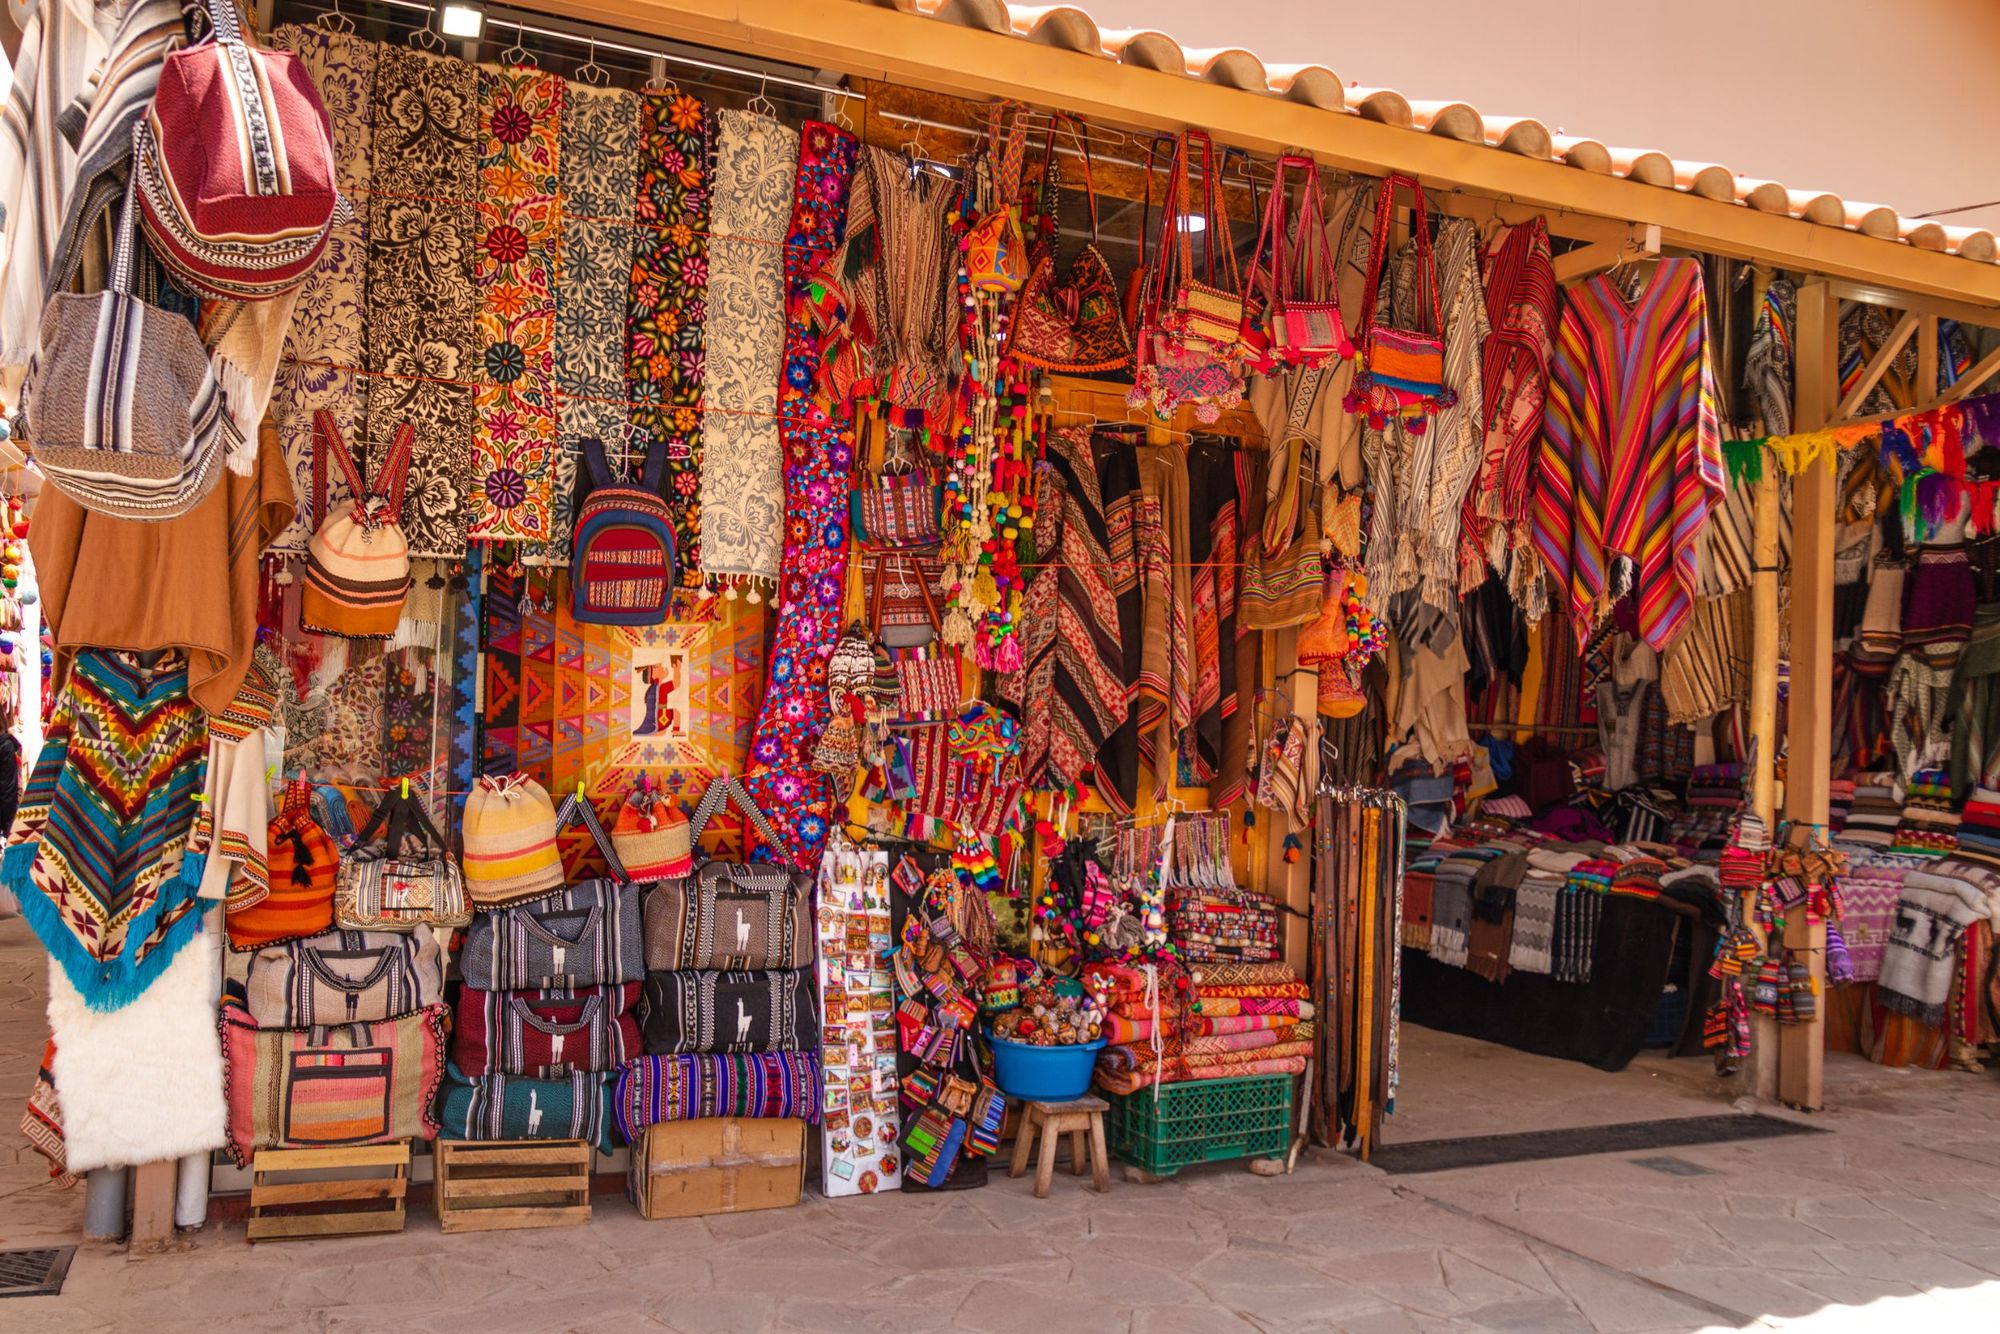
[
  {"xmin": 1190, "ymin": 961, "xmax": 1301, "ymax": 989},
  {"xmin": 1183, "ymin": 1023, "xmax": 1309, "ymax": 1058},
  {"xmin": 1190, "ymin": 979, "xmax": 1311, "ymax": 1002},
  {"xmin": 1192, "ymin": 1012, "xmax": 1297, "ymax": 1036},
  {"xmin": 1196, "ymin": 997, "xmax": 1314, "ymax": 1019},
  {"xmin": 1879, "ymin": 873, "xmax": 1988, "ymax": 1026},
  {"xmin": 1102, "ymin": 1014, "xmax": 1162, "ymax": 1045},
  {"xmin": 1509, "ymin": 877, "xmax": 1561, "ymax": 975},
  {"xmin": 1402, "ymin": 870, "xmax": 1436, "ymax": 949},
  {"xmin": 1429, "ymin": 870, "xmax": 1473, "ymax": 968}
]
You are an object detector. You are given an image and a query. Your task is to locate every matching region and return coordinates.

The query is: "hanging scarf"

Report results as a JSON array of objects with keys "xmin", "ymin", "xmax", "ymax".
[
  {"xmin": 268, "ymin": 24, "xmax": 376, "ymax": 554},
  {"xmin": 366, "ymin": 43, "xmax": 479, "ymax": 559},
  {"xmin": 741, "ymin": 120, "xmax": 858, "ymax": 870},
  {"xmin": 468, "ymin": 62, "xmax": 565, "ymax": 543},
  {"xmin": 699, "ymin": 110, "xmax": 798, "ymax": 589},
  {"xmin": 1183, "ymin": 437, "xmax": 1241, "ymax": 785},
  {"xmin": 1094, "ymin": 429, "xmax": 1146, "ymax": 815},
  {"xmin": 551, "ymin": 80, "xmax": 641, "ymax": 559},
  {"xmin": 3, "ymin": 652, "xmax": 208, "ymax": 1010},
  {"xmin": 624, "ymin": 88, "xmax": 708, "ymax": 582},
  {"xmin": 1464, "ymin": 217, "xmax": 1556, "ymax": 600},
  {"xmin": 1135, "ymin": 444, "xmax": 1192, "ymax": 804}
]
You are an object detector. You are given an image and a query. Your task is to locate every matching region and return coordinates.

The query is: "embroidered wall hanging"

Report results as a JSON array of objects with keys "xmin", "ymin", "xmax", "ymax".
[
  {"xmin": 550, "ymin": 80, "xmax": 640, "ymax": 559},
  {"xmin": 698, "ymin": 110, "xmax": 797, "ymax": 589},
  {"xmin": 626, "ymin": 89, "xmax": 710, "ymax": 589},
  {"xmin": 469, "ymin": 62, "xmax": 564, "ymax": 544},
  {"xmin": 365, "ymin": 43, "xmax": 479, "ymax": 559},
  {"xmin": 741, "ymin": 119, "xmax": 859, "ymax": 870}
]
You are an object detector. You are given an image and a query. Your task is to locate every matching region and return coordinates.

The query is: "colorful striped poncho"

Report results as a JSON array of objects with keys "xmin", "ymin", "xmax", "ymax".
[
  {"xmin": 4, "ymin": 650, "xmax": 209, "ymax": 1009},
  {"xmin": 1530, "ymin": 258, "xmax": 1724, "ymax": 652}
]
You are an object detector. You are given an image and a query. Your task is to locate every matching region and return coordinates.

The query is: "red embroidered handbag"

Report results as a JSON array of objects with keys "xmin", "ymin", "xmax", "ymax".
[{"xmin": 1243, "ymin": 155, "xmax": 1353, "ymax": 373}]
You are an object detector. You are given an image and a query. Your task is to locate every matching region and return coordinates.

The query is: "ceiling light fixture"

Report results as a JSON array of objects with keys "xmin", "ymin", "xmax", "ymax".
[{"xmin": 439, "ymin": 3, "xmax": 485, "ymax": 39}]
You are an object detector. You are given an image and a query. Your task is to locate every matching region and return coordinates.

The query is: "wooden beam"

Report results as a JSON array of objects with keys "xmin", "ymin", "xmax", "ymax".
[
  {"xmin": 1942, "ymin": 343, "xmax": 2000, "ymax": 403},
  {"xmin": 1918, "ymin": 315, "xmax": 1941, "ymax": 401},
  {"xmin": 1833, "ymin": 311, "xmax": 1917, "ymax": 418},
  {"xmin": 1779, "ymin": 278, "xmax": 1838, "ymax": 1114},
  {"xmin": 1553, "ymin": 241, "xmax": 1622, "ymax": 285},
  {"xmin": 128, "ymin": 1160, "xmax": 178, "ymax": 1252},
  {"xmin": 1827, "ymin": 280, "xmax": 2000, "ymax": 333},
  {"xmin": 544, "ymin": 0, "xmax": 2000, "ymax": 308}
]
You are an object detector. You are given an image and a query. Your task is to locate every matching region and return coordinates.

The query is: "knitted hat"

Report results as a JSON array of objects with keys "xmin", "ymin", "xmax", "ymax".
[
  {"xmin": 461, "ymin": 774, "xmax": 563, "ymax": 905},
  {"xmin": 611, "ymin": 788, "xmax": 692, "ymax": 880}
]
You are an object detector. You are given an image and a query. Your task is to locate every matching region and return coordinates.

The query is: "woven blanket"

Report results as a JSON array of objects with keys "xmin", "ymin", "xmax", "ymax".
[
  {"xmin": 1184, "ymin": 1023, "xmax": 1312, "ymax": 1058},
  {"xmin": 5, "ymin": 652, "xmax": 207, "ymax": 1009},
  {"xmin": 1880, "ymin": 873, "xmax": 1987, "ymax": 1026},
  {"xmin": 1552, "ymin": 882, "xmax": 1603, "ymax": 985},
  {"xmin": 1196, "ymin": 997, "xmax": 1314, "ymax": 1019},
  {"xmin": 1190, "ymin": 980, "xmax": 1311, "ymax": 1002},
  {"xmin": 698, "ymin": 110, "xmax": 796, "ymax": 585},
  {"xmin": 1840, "ymin": 865, "xmax": 1911, "ymax": 983},
  {"xmin": 1190, "ymin": 961, "xmax": 1300, "ymax": 989},
  {"xmin": 614, "ymin": 1050, "xmax": 819, "ymax": 1141},
  {"xmin": 1192, "ymin": 1013, "xmax": 1298, "ymax": 1037},
  {"xmin": 1428, "ymin": 869, "xmax": 1474, "ymax": 967},
  {"xmin": 1095, "ymin": 1050, "xmax": 1307, "ymax": 1095},
  {"xmin": 1508, "ymin": 877, "xmax": 1561, "ymax": 975},
  {"xmin": 1402, "ymin": 869, "xmax": 1435, "ymax": 948}
]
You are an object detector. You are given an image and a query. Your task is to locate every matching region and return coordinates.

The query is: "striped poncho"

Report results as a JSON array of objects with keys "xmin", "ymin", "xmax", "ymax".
[{"xmin": 4, "ymin": 650, "xmax": 209, "ymax": 1010}]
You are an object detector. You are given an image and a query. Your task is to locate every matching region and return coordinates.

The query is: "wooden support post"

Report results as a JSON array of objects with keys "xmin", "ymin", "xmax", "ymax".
[
  {"xmin": 1746, "ymin": 458, "xmax": 1783, "ymax": 1102},
  {"xmin": 1264, "ymin": 628, "xmax": 1317, "ymax": 975},
  {"xmin": 1780, "ymin": 278, "xmax": 1839, "ymax": 1112},
  {"xmin": 128, "ymin": 1160, "xmax": 179, "ymax": 1252}
]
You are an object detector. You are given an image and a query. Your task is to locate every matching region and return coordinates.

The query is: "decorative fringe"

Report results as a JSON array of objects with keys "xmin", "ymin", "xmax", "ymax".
[{"xmin": 1722, "ymin": 437, "xmax": 1766, "ymax": 487}]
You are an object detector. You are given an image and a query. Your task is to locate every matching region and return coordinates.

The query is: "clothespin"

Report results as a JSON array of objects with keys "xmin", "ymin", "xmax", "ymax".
[{"xmin": 400, "ymin": 777, "xmax": 410, "ymax": 799}]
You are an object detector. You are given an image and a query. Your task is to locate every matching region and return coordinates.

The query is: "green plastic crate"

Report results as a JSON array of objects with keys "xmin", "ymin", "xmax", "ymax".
[{"xmin": 1101, "ymin": 1073, "xmax": 1293, "ymax": 1176}]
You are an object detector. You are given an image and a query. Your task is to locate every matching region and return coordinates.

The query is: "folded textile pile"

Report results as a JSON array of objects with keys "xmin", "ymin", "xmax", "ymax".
[
  {"xmin": 1553, "ymin": 863, "xmax": 1613, "ymax": 985},
  {"xmin": 1427, "ymin": 847, "xmax": 1495, "ymax": 968},
  {"xmin": 1879, "ymin": 871, "xmax": 1989, "ymax": 1026},
  {"xmin": 1402, "ymin": 860, "xmax": 1437, "ymax": 950},
  {"xmin": 1836, "ymin": 773, "xmax": 1904, "ymax": 851},
  {"xmin": 1837, "ymin": 852, "xmax": 1923, "ymax": 984},
  {"xmin": 1094, "ymin": 961, "xmax": 1311, "ymax": 1094},
  {"xmin": 1954, "ymin": 786, "xmax": 2000, "ymax": 857},
  {"xmin": 1827, "ymin": 777, "xmax": 1855, "ymax": 834},
  {"xmin": 1168, "ymin": 886, "xmax": 1280, "ymax": 963},
  {"xmin": 1889, "ymin": 770, "xmax": 1959, "ymax": 856}
]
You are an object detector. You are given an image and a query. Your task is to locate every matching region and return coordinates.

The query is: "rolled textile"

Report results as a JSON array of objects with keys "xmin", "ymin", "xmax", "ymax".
[
  {"xmin": 614, "ymin": 1050, "xmax": 819, "ymax": 1141},
  {"xmin": 1196, "ymin": 996, "xmax": 1314, "ymax": 1019},
  {"xmin": 1192, "ymin": 1012, "xmax": 1299, "ymax": 1037}
]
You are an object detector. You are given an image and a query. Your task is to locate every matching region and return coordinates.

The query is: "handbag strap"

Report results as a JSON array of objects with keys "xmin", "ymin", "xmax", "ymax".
[
  {"xmin": 313, "ymin": 411, "xmax": 413, "ymax": 526},
  {"xmin": 871, "ymin": 552, "xmax": 942, "ymax": 634},
  {"xmin": 1358, "ymin": 174, "xmax": 1443, "ymax": 342},
  {"xmin": 200, "ymin": 0, "xmax": 284, "ymax": 200},
  {"xmin": 1136, "ymin": 136, "xmax": 1164, "ymax": 265},
  {"xmin": 1187, "ymin": 131, "xmax": 1239, "ymax": 296},
  {"xmin": 110, "ymin": 138, "xmax": 145, "ymax": 298},
  {"xmin": 353, "ymin": 786, "xmax": 447, "ymax": 860},
  {"xmin": 688, "ymin": 775, "xmax": 786, "ymax": 848},
  {"xmin": 1293, "ymin": 162, "xmax": 1336, "ymax": 304},
  {"xmin": 553, "ymin": 790, "xmax": 629, "ymax": 883}
]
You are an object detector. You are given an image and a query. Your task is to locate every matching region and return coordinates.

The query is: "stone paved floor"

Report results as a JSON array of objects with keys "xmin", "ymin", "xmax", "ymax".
[{"xmin": 1, "ymin": 917, "xmax": 1997, "ymax": 1331}]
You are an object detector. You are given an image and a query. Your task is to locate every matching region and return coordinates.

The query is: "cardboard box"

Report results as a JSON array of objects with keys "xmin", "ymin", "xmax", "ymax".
[{"xmin": 627, "ymin": 1118, "xmax": 806, "ymax": 1221}]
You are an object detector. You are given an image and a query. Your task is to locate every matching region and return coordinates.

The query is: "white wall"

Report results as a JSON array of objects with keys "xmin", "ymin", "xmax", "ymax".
[{"xmin": 1086, "ymin": 0, "xmax": 2000, "ymax": 231}]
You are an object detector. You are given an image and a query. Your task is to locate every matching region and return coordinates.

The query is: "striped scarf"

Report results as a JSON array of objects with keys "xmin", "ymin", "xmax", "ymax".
[{"xmin": 3, "ymin": 650, "xmax": 208, "ymax": 1010}]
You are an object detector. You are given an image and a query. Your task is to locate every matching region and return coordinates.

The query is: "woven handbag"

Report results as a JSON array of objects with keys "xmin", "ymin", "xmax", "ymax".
[
  {"xmin": 1345, "ymin": 173, "xmax": 1455, "ymax": 431},
  {"xmin": 870, "ymin": 566, "xmax": 962, "ymax": 723},
  {"xmin": 1170, "ymin": 132, "xmax": 1243, "ymax": 356},
  {"xmin": 641, "ymin": 777, "xmax": 813, "ymax": 972},
  {"xmin": 1243, "ymin": 155, "xmax": 1352, "ymax": 371},
  {"xmin": 1126, "ymin": 135, "xmax": 1244, "ymax": 423},
  {"xmin": 219, "ymin": 1000, "xmax": 447, "ymax": 1166},
  {"xmin": 1239, "ymin": 428, "xmax": 1325, "ymax": 631},
  {"xmin": 437, "ymin": 1062, "xmax": 622, "ymax": 1154},
  {"xmin": 1010, "ymin": 116, "xmax": 1133, "ymax": 374},
  {"xmin": 303, "ymin": 410, "xmax": 413, "ymax": 640},
  {"xmin": 460, "ymin": 773, "xmax": 564, "ymax": 908},
  {"xmin": 18, "ymin": 160, "xmax": 239, "ymax": 521},
  {"xmin": 849, "ymin": 418, "xmax": 943, "ymax": 552},
  {"xmin": 452, "ymin": 982, "xmax": 643, "ymax": 1078},
  {"xmin": 638, "ymin": 968, "xmax": 821, "ymax": 1055},
  {"xmin": 333, "ymin": 788, "xmax": 471, "ymax": 932},
  {"xmin": 133, "ymin": 0, "xmax": 339, "ymax": 300},
  {"xmin": 228, "ymin": 780, "xmax": 338, "ymax": 949},
  {"xmin": 864, "ymin": 551, "xmax": 947, "ymax": 650},
  {"xmin": 242, "ymin": 926, "xmax": 446, "ymax": 1028},
  {"xmin": 965, "ymin": 103, "xmax": 1029, "ymax": 294},
  {"xmin": 460, "ymin": 802, "xmax": 646, "ymax": 990}
]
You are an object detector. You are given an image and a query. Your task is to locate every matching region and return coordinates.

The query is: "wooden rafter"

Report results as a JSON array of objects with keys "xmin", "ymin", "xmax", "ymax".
[{"xmin": 1833, "ymin": 311, "xmax": 1919, "ymax": 418}]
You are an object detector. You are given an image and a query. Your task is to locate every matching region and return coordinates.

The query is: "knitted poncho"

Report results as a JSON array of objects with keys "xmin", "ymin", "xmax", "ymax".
[{"xmin": 4, "ymin": 651, "xmax": 209, "ymax": 1010}]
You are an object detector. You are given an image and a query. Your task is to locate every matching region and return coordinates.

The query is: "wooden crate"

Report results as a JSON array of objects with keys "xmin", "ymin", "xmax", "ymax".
[
  {"xmin": 434, "ymin": 1140, "xmax": 592, "ymax": 1235},
  {"xmin": 247, "ymin": 1142, "xmax": 409, "ymax": 1242}
]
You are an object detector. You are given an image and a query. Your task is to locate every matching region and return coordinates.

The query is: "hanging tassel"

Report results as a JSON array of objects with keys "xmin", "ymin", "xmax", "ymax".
[{"xmin": 1721, "ymin": 437, "xmax": 1766, "ymax": 488}]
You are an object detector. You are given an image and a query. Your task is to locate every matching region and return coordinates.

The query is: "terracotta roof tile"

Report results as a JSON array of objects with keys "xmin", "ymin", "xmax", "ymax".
[{"xmin": 859, "ymin": 0, "xmax": 1988, "ymax": 264}]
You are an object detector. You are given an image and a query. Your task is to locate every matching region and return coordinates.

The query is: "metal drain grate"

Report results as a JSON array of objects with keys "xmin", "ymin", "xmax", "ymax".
[
  {"xmin": 0, "ymin": 1247, "xmax": 75, "ymax": 1299},
  {"xmin": 1369, "ymin": 1114, "xmax": 1822, "ymax": 1175},
  {"xmin": 1631, "ymin": 1155, "xmax": 1718, "ymax": 1177}
]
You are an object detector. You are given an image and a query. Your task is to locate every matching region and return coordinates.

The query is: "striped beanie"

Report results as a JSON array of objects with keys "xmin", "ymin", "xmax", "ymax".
[{"xmin": 462, "ymin": 774, "xmax": 563, "ymax": 906}]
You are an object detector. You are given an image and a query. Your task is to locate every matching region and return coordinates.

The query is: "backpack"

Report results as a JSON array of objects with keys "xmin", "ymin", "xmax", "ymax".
[
  {"xmin": 303, "ymin": 411, "xmax": 412, "ymax": 640},
  {"xmin": 571, "ymin": 436, "xmax": 677, "ymax": 626}
]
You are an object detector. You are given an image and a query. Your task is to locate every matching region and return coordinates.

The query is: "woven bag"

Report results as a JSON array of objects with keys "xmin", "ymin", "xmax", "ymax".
[
  {"xmin": 437, "ymin": 1063, "xmax": 622, "ymax": 1154},
  {"xmin": 1239, "ymin": 429, "xmax": 1325, "ymax": 630},
  {"xmin": 461, "ymin": 773, "xmax": 563, "ymax": 907},
  {"xmin": 638, "ymin": 968, "xmax": 820, "ymax": 1055},
  {"xmin": 303, "ymin": 410, "xmax": 412, "ymax": 639},
  {"xmin": 334, "ymin": 788, "xmax": 471, "ymax": 931},
  {"xmin": 452, "ymin": 982, "xmax": 643, "ymax": 1079},
  {"xmin": 1009, "ymin": 117, "xmax": 1133, "ymax": 374},
  {"xmin": 133, "ymin": 0, "xmax": 339, "ymax": 300},
  {"xmin": 1345, "ymin": 174, "xmax": 1455, "ymax": 431},
  {"xmin": 641, "ymin": 778, "xmax": 812, "ymax": 972},
  {"xmin": 611, "ymin": 783, "xmax": 692, "ymax": 882},
  {"xmin": 241, "ymin": 926, "xmax": 446, "ymax": 1028},
  {"xmin": 570, "ymin": 436, "xmax": 677, "ymax": 626},
  {"xmin": 966, "ymin": 104, "xmax": 1029, "ymax": 294},
  {"xmin": 228, "ymin": 780, "xmax": 338, "ymax": 949}
]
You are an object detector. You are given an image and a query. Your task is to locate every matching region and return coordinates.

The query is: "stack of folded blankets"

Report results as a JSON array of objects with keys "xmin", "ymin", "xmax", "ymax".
[
  {"xmin": 1554, "ymin": 858, "xmax": 1615, "ymax": 984},
  {"xmin": 1402, "ymin": 853, "xmax": 1438, "ymax": 950},
  {"xmin": 1168, "ymin": 885, "xmax": 1280, "ymax": 962},
  {"xmin": 1093, "ymin": 962, "xmax": 1315, "ymax": 1095},
  {"xmin": 1955, "ymin": 787, "xmax": 2000, "ymax": 865},
  {"xmin": 1673, "ymin": 763, "xmax": 1744, "ymax": 854},
  {"xmin": 1889, "ymin": 770, "xmax": 1959, "ymax": 856},
  {"xmin": 1837, "ymin": 773, "xmax": 1904, "ymax": 851},
  {"xmin": 1827, "ymin": 777, "xmax": 1855, "ymax": 835},
  {"xmin": 1509, "ymin": 850, "xmax": 1575, "ymax": 975},
  {"xmin": 1426, "ymin": 844, "xmax": 1502, "ymax": 969},
  {"xmin": 1836, "ymin": 850, "xmax": 1926, "ymax": 984}
]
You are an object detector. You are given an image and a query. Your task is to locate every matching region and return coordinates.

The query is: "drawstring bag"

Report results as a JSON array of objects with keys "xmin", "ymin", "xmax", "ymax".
[
  {"xmin": 1345, "ymin": 173, "xmax": 1456, "ymax": 433},
  {"xmin": 1010, "ymin": 117, "xmax": 1133, "ymax": 374},
  {"xmin": 966, "ymin": 104, "xmax": 1029, "ymax": 294},
  {"xmin": 229, "ymin": 779, "xmax": 338, "ymax": 949},
  {"xmin": 1239, "ymin": 428, "xmax": 1324, "ymax": 630},
  {"xmin": 303, "ymin": 409, "xmax": 413, "ymax": 639},
  {"xmin": 461, "ymin": 773, "xmax": 563, "ymax": 908}
]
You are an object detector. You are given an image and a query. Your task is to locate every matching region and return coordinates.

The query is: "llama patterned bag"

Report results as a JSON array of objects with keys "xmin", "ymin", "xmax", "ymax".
[
  {"xmin": 637, "ymin": 969, "xmax": 819, "ymax": 1055},
  {"xmin": 639, "ymin": 780, "xmax": 813, "ymax": 972}
]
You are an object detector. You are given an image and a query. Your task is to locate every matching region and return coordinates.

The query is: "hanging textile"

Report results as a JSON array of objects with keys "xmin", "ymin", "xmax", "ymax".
[
  {"xmin": 467, "ymin": 62, "xmax": 564, "ymax": 544},
  {"xmin": 366, "ymin": 42, "xmax": 479, "ymax": 559},
  {"xmin": 1001, "ymin": 427, "xmax": 1128, "ymax": 796},
  {"xmin": 844, "ymin": 145, "xmax": 961, "ymax": 423},
  {"xmin": 551, "ymin": 79, "xmax": 641, "ymax": 559},
  {"xmin": 1093, "ymin": 428, "xmax": 1146, "ymax": 815},
  {"xmin": 1660, "ymin": 591, "xmax": 1751, "ymax": 724},
  {"xmin": 1531, "ymin": 259, "xmax": 1724, "ymax": 651},
  {"xmin": 1135, "ymin": 444, "xmax": 1193, "ymax": 802},
  {"xmin": 1215, "ymin": 447, "xmax": 1266, "ymax": 811},
  {"xmin": 1742, "ymin": 278, "xmax": 1796, "ymax": 437},
  {"xmin": 699, "ymin": 110, "xmax": 798, "ymax": 589},
  {"xmin": 4, "ymin": 651, "xmax": 207, "ymax": 1010},
  {"xmin": 740, "ymin": 121, "xmax": 858, "ymax": 869},
  {"xmin": 1363, "ymin": 218, "xmax": 1487, "ymax": 615},
  {"xmin": 268, "ymin": 23, "xmax": 377, "ymax": 554},
  {"xmin": 1181, "ymin": 437, "xmax": 1242, "ymax": 786},
  {"xmin": 623, "ymin": 87, "xmax": 708, "ymax": 582},
  {"xmin": 1465, "ymin": 217, "xmax": 1557, "ymax": 611}
]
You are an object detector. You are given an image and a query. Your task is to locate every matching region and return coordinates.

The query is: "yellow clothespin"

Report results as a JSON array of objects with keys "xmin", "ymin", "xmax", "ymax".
[{"xmin": 400, "ymin": 777, "xmax": 411, "ymax": 799}]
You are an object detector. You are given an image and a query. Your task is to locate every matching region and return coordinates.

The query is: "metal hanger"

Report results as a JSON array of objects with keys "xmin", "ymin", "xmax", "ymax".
[
  {"xmin": 644, "ymin": 55, "xmax": 678, "ymax": 95},
  {"xmin": 499, "ymin": 24, "xmax": 534, "ymax": 68},
  {"xmin": 831, "ymin": 88, "xmax": 857, "ymax": 133},
  {"xmin": 747, "ymin": 73, "xmax": 777, "ymax": 119},
  {"xmin": 410, "ymin": 9, "xmax": 449, "ymax": 53},
  {"xmin": 317, "ymin": 0, "xmax": 354, "ymax": 35},
  {"xmin": 575, "ymin": 37, "xmax": 610, "ymax": 87}
]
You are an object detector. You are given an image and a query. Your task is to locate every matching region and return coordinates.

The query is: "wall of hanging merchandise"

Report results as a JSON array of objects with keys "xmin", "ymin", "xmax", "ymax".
[{"xmin": 10, "ymin": 0, "xmax": 2000, "ymax": 1251}]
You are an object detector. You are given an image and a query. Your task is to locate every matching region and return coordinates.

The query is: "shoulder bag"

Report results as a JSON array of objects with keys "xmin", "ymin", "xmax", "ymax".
[
  {"xmin": 242, "ymin": 925, "xmax": 446, "ymax": 1028},
  {"xmin": 1127, "ymin": 132, "xmax": 1245, "ymax": 424},
  {"xmin": 642, "ymin": 777, "xmax": 814, "ymax": 972},
  {"xmin": 437, "ymin": 1062, "xmax": 622, "ymax": 1154},
  {"xmin": 229, "ymin": 779, "xmax": 338, "ymax": 949},
  {"xmin": 303, "ymin": 410, "xmax": 413, "ymax": 640},
  {"xmin": 1345, "ymin": 173, "xmax": 1456, "ymax": 432},
  {"xmin": 871, "ymin": 566, "xmax": 961, "ymax": 723},
  {"xmin": 1243, "ymin": 155, "xmax": 1352, "ymax": 372},
  {"xmin": 614, "ymin": 1051, "xmax": 821, "ymax": 1142},
  {"xmin": 1010, "ymin": 116, "xmax": 1133, "ymax": 374},
  {"xmin": 459, "ymin": 799, "xmax": 645, "ymax": 989},
  {"xmin": 965, "ymin": 103, "xmax": 1029, "ymax": 294},
  {"xmin": 849, "ymin": 414, "xmax": 943, "ymax": 552},
  {"xmin": 333, "ymin": 786, "xmax": 471, "ymax": 931},
  {"xmin": 219, "ymin": 1000, "xmax": 448, "ymax": 1166},
  {"xmin": 1239, "ymin": 423, "xmax": 1326, "ymax": 630},
  {"xmin": 638, "ymin": 968, "xmax": 820, "ymax": 1055},
  {"xmin": 452, "ymin": 981, "xmax": 643, "ymax": 1078}
]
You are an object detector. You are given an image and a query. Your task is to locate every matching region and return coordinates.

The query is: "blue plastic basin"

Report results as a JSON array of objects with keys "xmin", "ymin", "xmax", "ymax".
[{"xmin": 986, "ymin": 1031, "xmax": 1108, "ymax": 1101}]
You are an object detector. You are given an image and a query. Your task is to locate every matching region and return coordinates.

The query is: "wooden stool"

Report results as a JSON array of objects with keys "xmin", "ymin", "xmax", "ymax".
[{"xmin": 1007, "ymin": 1096, "xmax": 1110, "ymax": 1198}]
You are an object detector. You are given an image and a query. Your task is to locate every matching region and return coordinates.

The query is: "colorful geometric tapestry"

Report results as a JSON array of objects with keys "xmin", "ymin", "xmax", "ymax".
[
  {"xmin": 470, "ymin": 63, "xmax": 564, "ymax": 544},
  {"xmin": 480, "ymin": 585, "xmax": 767, "ymax": 873}
]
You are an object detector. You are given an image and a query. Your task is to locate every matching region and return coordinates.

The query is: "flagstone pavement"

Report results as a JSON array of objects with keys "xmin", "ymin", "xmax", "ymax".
[{"xmin": 1, "ymin": 917, "xmax": 1997, "ymax": 1332}]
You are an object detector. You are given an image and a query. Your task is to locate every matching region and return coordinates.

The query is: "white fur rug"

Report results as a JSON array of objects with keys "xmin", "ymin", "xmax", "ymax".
[{"xmin": 49, "ymin": 927, "xmax": 227, "ymax": 1175}]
